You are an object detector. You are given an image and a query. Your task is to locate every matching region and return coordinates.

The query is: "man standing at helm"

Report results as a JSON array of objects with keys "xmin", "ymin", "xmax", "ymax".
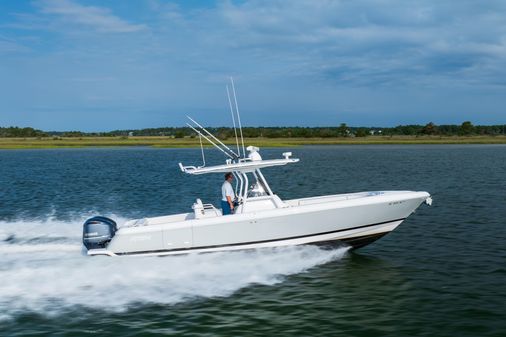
[{"xmin": 221, "ymin": 172, "xmax": 235, "ymax": 215}]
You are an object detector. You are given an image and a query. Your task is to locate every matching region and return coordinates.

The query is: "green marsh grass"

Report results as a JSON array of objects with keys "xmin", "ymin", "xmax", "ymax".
[{"xmin": 1, "ymin": 135, "xmax": 506, "ymax": 149}]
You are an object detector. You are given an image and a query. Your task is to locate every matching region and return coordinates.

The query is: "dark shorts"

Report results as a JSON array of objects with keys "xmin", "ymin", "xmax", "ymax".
[{"xmin": 221, "ymin": 200, "xmax": 232, "ymax": 215}]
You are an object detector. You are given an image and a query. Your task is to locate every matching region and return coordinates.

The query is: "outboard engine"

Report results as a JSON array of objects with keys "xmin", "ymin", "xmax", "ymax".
[{"xmin": 83, "ymin": 216, "xmax": 117, "ymax": 250}]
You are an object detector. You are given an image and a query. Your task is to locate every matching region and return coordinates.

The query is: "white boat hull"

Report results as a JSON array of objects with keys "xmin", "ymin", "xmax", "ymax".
[{"xmin": 86, "ymin": 191, "xmax": 431, "ymax": 257}]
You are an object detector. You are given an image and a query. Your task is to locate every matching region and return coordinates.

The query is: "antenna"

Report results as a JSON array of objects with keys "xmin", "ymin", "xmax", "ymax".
[
  {"xmin": 187, "ymin": 116, "xmax": 239, "ymax": 159},
  {"xmin": 226, "ymin": 85, "xmax": 241, "ymax": 158},
  {"xmin": 230, "ymin": 77, "xmax": 246, "ymax": 158}
]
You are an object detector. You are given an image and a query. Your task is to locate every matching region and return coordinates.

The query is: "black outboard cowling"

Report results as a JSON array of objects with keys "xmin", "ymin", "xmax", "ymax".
[{"xmin": 83, "ymin": 216, "xmax": 117, "ymax": 250}]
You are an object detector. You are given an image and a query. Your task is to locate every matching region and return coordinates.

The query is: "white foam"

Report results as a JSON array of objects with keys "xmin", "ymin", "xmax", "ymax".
[{"xmin": 0, "ymin": 217, "xmax": 348, "ymax": 320}]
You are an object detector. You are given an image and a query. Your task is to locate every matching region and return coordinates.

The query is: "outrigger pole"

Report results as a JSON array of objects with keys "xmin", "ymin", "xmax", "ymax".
[
  {"xmin": 186, "ymin": 123, "xmax": 235, "ymax": 160},
  {"xmin": 186, "ymin": 116, "xmax": 239, "ymax": 160}
]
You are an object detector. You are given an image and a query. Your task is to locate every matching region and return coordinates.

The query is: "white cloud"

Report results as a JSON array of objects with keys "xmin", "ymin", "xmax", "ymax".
[
  {"xmin": 2, "ymin": 0, "xmax": 506, "ymax": 128},
  {"xmin": 201, "ymin": 0, "xmax": 506, "ymax": 87},
  {"xmin": 37, "ymin": 0, "xmax": 147, "ymax": 33},
  {"xmin": 0, "ymin": 35, "xmax": 31, "ymax": 53}
]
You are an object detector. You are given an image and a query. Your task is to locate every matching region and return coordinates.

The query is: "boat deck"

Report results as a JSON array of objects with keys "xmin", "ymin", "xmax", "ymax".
[{"xmin": 120, "ymin": 191, "xmax": 411, "ymax": 229}]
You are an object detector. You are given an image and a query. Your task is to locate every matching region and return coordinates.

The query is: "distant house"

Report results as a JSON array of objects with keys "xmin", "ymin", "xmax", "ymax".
[{"xmin": 128, "ymin": 132, "xmax": 134, "ymax": 137}]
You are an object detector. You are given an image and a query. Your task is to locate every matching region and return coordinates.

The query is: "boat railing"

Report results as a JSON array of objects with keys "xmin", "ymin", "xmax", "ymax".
[{"xmin": 290, "ymin": 192, "xmax": 380, "ymax": 207}]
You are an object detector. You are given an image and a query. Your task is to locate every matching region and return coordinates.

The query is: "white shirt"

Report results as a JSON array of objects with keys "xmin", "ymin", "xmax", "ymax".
[{"xmin": 222, "ymin": 181, "xmax": 235, "ymax": 201}]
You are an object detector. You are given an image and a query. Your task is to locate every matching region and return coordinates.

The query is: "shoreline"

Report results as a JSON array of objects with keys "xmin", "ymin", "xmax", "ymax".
[{"xmin": 1, "ymin": 135, "xmax": 506, "ymax": 149}]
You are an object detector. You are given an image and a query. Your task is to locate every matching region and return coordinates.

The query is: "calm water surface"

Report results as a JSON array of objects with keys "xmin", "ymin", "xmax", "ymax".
[{"xmin": 0, "ymin": 145, "xmax": 504, "ymax": 336}]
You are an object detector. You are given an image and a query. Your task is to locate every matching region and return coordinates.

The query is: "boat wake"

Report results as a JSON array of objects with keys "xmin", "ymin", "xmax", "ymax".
[{"xmin": 0, "ymin": 216, "xmax": 349, "ymax": 320}]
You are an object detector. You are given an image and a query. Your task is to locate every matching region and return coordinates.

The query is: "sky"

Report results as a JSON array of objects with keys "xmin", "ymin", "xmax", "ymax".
[{"xmin": 0, "ymin": 0, "xmax": 505, "ymax": 131}]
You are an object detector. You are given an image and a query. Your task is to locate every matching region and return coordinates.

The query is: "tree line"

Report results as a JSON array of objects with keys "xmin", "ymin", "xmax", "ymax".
[
  {"xmin": 0, "ymin": 127, "xmax": 48, "ymax": 138},
  {"xmin": 1, "ymin": 122, "xmax": 506, "ymax": 138}
]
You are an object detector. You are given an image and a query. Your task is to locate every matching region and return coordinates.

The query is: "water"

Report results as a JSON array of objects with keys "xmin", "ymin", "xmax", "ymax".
[{"xmin": 0, "ymin": 145, "xmax": 504, "ymax": 336}]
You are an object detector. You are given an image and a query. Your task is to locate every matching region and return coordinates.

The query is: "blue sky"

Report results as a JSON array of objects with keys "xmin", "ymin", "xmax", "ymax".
[{"xmin": 1, "ymin": 0, "xmax": 505, "ymax": 131}]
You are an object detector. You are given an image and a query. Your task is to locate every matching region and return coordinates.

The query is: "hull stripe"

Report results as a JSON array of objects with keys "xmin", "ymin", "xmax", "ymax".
[{"xmin": 114, "ymin": 217, "xmax": 406, "ymax": 256}]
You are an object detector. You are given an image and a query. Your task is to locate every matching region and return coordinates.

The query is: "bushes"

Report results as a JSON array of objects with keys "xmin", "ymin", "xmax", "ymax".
[{"xmin": 0, "ymin": 127, "xmax": 47, "ymax": 137}]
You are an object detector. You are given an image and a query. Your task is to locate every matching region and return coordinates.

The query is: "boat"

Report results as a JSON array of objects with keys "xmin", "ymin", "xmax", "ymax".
[{"xmin": 82, "ymin": 79, "xmax": 432, "ymax": 257}]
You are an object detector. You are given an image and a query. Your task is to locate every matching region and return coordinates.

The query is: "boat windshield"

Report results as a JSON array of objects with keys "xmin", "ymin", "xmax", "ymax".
[
  {"xmin": 248, "ymin": 167, "xmax": 271, "ymax": 197},
  {"xmin": 228, "ymin": 169, "xmax": 274, "ymax": 204}
]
